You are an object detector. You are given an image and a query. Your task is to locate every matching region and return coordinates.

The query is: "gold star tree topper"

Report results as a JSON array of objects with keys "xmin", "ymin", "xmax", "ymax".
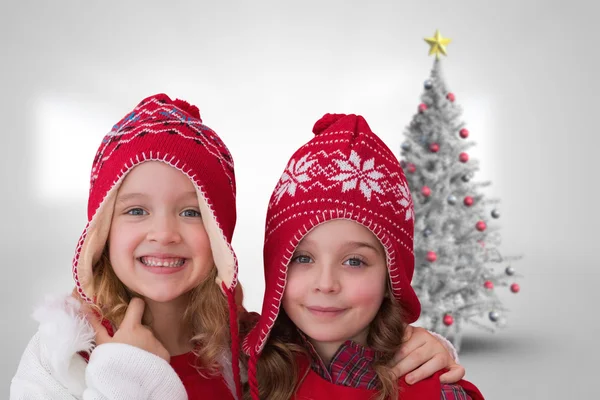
[{"xmin": 424, "ymin": 30, "xmax": 452, "ymax": 58}]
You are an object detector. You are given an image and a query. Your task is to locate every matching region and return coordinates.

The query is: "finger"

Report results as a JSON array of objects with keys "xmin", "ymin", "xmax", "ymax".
[
  {"xmin": 394, "ymin": 331, "xmax": 432, "ymax": 364},
  {"xmin": 439, "ymin": 364, "xmax": 465, "ymax": 384},
  {"xmin": 391, "ymin": 332, "xmax": 428, "ymax": 365},
  {"xmin": 389, "ymin": 345, "xmax": 431, "ymax": 381},
  {"xmin": 404, "ymin": 353, "xmax": 446, "ymax": 385},
  {"xmin": 401, "ymin": 326, "xmax": 429, "ymax": 350},
  {"xmin": 122, "ymin": 297, "xmax": 146, "ymax": 327}
]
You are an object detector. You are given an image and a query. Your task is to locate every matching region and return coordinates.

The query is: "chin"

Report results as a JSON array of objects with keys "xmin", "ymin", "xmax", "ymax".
[
  {"xmin": 135, "ymin": 286, "xmax": 189, "ymax": 303},
  {"xmin": 301, "ymin": 325, "xmax": 350, "ymax": 343},
  {"xmin": 143, "ymin": 294, "xmax": 181, "ymax": 303}
]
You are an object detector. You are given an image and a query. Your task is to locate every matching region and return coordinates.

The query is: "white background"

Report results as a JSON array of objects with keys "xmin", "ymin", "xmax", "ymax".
[{"xmin": 1, "ymin": 1, "xmax": 597, "ymax": 398}]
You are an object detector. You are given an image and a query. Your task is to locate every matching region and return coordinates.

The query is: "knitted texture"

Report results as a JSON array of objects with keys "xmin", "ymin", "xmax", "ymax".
[{"xmin": 244, "ymin": 113, "xmax": 421, "ymax": 362}]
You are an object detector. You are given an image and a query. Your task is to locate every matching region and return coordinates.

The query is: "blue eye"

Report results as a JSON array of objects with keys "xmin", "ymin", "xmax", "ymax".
[
  {"xmin": 181, "ymin": 209, "xmax": 201, "ymax": 218},
  {"xmin": 126, "ymin": 208, "xmax": 147, "ymax": 216},
  {"xmin": 292, "ymin": 255, "xmax": 313, "ymax": 264},
  {"xmin": 343, "ymin": 257, "xmax": 365, "ymax": 268}
]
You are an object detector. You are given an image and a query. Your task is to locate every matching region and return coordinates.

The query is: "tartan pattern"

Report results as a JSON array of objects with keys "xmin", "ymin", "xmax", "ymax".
[
  {"xmin": 299, "ymin": 331, "xmax": 380, "ymax": 389},
  {"xmin": 299, "ymin": 332, "xmax": 472, "ymax": 399},
  {"xmin": 441, "ymin": 383, "xmax": 473, "ymax": 400}
]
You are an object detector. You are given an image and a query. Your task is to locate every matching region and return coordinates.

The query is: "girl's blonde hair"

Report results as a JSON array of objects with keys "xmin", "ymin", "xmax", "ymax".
[
  {"xmin": 244, "ymin": 286, "xmax": 406, "ymax": 400},
  {"xmin": 90, "ymin": 248, "xmax": 230, "ymax": 374}
]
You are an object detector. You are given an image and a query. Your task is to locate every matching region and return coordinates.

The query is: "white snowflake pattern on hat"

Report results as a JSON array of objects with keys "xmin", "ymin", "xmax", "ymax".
[
  {"xmin": 396, "ymin": 181, "xmax": 414, "ymax": 221},
  {"xmin": 273, "ymin": 152, "xmax": 317, "ymax": 204},
  {"xmin": 329, "ymin": 150, "xmax": 385, "ymax": 201}
]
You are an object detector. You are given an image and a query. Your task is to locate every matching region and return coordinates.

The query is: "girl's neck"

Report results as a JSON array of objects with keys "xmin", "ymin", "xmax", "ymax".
[
  {"xmin": 309, "ymin": 341, "xmax": 343, "ymax": 365},
  {"xmin": 144, "ymin": 295, "xmax": 193, "ymax": 356},
  {"xmin": 308, "ymin": 328, "xmax": 369, "ymax": 365}
]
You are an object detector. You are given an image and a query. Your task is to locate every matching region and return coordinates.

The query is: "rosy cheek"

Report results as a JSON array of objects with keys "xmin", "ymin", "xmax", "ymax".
[
  {"xmin": 344, "ymin": 276, "xmax": 386, "ymax": 307},
  {"xmin": 109, "ymin": 224, "xmax": 138, "ymax": 258},
  {"xmin": 283, "ymin": 269, "xmax": 308, "ymax": 305}
]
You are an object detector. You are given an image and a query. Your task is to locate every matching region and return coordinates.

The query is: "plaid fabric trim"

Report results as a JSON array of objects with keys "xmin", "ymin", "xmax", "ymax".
[
  {"xmin": 298, "ymin": 330, "xmax": 471, "ymax": 399},
  {"xmin": 297, "ymin": 330, "xmax": 380, "ymax": 389},
  {"xmin": 441, "ymin": 383, "xmax": 472, "ymax": 400}
]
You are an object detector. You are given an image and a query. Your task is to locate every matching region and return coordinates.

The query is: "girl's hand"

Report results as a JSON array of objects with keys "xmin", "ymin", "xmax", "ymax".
[
  {"xmin": 389, "ymin": 325, "xmax": 465, "ymax": 385},
  {"xmin": 87, "ymin": 297, "xmax": 170, "ymax": 363}
]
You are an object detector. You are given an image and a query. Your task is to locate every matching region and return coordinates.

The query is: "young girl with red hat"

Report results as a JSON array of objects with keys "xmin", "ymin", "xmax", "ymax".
[
  {"xmin": 243, "ymin": 113, "xmax": 484, "ymax": 399},
  {"xmin": 11, "ymin": 94, "xmax": 244, "ymax": 399}
]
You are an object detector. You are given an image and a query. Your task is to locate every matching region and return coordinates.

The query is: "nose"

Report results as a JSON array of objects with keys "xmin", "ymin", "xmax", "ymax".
[
  {"xmin": 313, "ymin": 264, "xmax": 341, "ymax": 294},
  {"xmin": 147, "ymin": 214, "xmax": 182, "ymax": 245}
]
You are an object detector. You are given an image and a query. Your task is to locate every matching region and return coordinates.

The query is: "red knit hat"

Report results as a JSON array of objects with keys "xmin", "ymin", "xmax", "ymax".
[
  {"xmin": 72, "ymin": 93, "xmax": 242, "ymax": 398},
  {"xmin": 244, "ymin": 113, "xmax": 420, "ymax": 398}
]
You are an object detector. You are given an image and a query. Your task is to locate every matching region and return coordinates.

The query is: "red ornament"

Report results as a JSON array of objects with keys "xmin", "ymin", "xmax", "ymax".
[
  {"xmin": 421, "ymin": 186, "xmax": 431, "ymax": 197},
  {"xmin": 418, "ymin": 103, "xmax": 428, "ymax": 113},
  {"xmin": 443, "ymin": 314, "xmax": 454, "ymax": 326},
  {"xmin": 511, "ymin": 283, "xmax": 520, "ymax": 293},
  {"xmin": 476, "ymin": 220, "xmax": 487, "ymax": 231},
  {"xmin": 407, "ymin": 163, "xmax": 416, "ymax": 173},
  {"xmin": 447, "ymin": 93, "xmax": 456, "ymax": 102},
  {"xmin": 484, "ymin": 280, "xmax": 494, "ymax": 290},
  {"xmin": 464, "ymin": 196, "xmax": 474, "ymax": 206},
  {"xmin": 459, "ymin": 152, "xmax": 469, "ymax": 163},
  {"xmin": 477, "ymin": 240, "xmax": 485, "ymax": 248},
  {"xmin": 429, "ymin": 143, "xmax": 440, "ymax": 153},
  {"xmin": 426, "ymin": 251, "xmax": 437, "ymax": 262},
  {"xmin": 459, "ymin": 128, "xmax": 469, "ymax": 139}
]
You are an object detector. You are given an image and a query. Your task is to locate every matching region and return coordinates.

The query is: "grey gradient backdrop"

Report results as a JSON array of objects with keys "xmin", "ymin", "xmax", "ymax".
[{"xmin": 1, "ymin": 1, "xmax": 597, "ymax": 398}]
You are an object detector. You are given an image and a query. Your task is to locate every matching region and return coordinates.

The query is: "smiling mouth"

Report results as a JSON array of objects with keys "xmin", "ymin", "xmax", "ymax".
[
  {"xmin": 138, "ymin": 256, "xmax": 186, "ymax": 268},
  {"xmin": 305, "ymin": 306, "xmax": 348, "ymax": 317}
]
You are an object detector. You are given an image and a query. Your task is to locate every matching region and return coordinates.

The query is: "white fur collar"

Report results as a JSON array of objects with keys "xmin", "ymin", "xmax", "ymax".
[
  {"xmin": 33, "ymin": 294, "xmax": 95, "ymax": 397},
  {"xmin": 32, "ymin": 294, "xmax": 243, "ymax": 399}
]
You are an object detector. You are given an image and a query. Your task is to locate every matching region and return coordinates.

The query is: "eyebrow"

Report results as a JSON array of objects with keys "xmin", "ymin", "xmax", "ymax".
[
  {"xmin": 116, "ymin": 191, "xmax": 198, "ymax": 203},
  {"xmin": 300, "ymin": 239, "xmax": 382, "ymax": 254},
  {"xmin": 343, "ymin": 241, "xmax": 382, "ymax": 254}
]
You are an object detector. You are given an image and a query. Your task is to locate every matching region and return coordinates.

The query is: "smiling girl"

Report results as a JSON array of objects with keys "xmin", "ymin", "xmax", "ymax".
[{"xmin": 244, "ymin": 113, "xmax": 484, "ymax": 399}]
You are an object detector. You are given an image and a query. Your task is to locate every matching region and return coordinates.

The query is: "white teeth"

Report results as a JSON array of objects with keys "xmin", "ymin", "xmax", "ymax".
[{"xmin": 140, "ymin": 257, "xmax": 185, "ymax": 268}]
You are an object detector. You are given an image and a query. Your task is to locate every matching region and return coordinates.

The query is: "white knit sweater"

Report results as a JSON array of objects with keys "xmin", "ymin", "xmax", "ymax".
[{"xmin": 10, "ymin": 295, "xmax": 188, "ymax": 400}]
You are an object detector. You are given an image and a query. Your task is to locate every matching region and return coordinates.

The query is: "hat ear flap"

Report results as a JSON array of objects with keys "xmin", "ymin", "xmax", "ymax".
[{"xmin": 74, "ymin": 186, "xmax": 120, "ymax": 302}]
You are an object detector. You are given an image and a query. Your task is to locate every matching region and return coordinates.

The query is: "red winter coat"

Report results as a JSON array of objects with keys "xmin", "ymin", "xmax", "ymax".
[{"xmin": 294, "ymin": 357, "xmax": 484, "ymax": 400}]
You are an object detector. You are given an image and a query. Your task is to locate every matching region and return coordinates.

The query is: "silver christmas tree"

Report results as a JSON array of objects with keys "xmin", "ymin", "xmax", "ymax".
[{"xmin": 401, "ymin": 31, "xmax": 522, "ymax": 351}]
